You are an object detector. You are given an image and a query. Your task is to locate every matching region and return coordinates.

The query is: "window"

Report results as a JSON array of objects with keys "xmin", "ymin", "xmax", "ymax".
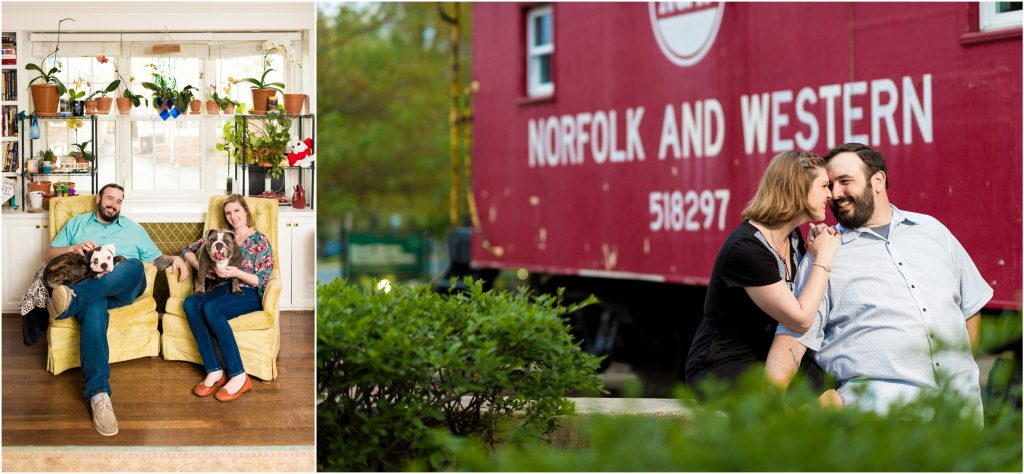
[
  {"xmin": 526, "ymin": 5, "xmax": 554, "ymax": 98},
  {"xmin": 27, "ymin": 32, "xmax": 303, "ymax": 202},
  {"xmin": 980, "ymin": 2, "xmax": 1022, "ymax": 31}
]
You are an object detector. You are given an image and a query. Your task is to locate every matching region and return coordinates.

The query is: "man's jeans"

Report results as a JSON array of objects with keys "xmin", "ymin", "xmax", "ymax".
[
  {"xmin": 183, "ymin": 284, "xmax": 262, "ymax": 378},
  {"xmin": 57, "ymin": 258, "xmax": 147, "ymax": 399}
]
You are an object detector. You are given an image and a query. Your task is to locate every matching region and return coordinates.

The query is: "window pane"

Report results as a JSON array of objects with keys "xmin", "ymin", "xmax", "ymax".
[
  {"xmin": 537, "ymin": 54, "xmax": 552, "ymax": 85},
  {"xmin": 533, "ymin": 12, "xmax": 552, "ymax": 47},
  {"xmin": 131, "ymin": 119, "xmax": 201, "ymax": 190},
  {"xmin": 95, "ymin": 120, "xmax": 115, "ymax": 188},
  {"xmin": 997, "ymin": 2, "xmax": 1023, "ymax": 13}
]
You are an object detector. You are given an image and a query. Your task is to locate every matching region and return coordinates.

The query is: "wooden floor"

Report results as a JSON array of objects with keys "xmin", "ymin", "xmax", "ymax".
[{"xmin": 2, "ymin": 311, "xmax": 314, "ymax": 446}]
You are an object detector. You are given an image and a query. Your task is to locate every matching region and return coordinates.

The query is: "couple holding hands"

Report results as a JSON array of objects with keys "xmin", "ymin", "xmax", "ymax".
[{"xmin": 686, "ymin": 143, "xmax": 991, "ymax": 421}]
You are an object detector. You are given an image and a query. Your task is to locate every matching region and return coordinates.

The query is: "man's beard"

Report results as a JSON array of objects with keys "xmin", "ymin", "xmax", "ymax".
[
  {"xmin": 829, "ymin": 181, "xmax": 875, "ymax": 228},
  {"xmin": 98, "ymin": 206, "xmax": 120, "ymax": 222}
]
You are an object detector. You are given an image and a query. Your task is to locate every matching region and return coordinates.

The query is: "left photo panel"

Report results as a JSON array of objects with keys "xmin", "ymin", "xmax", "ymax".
[{"xmin": 0, "ymin": 1, "xmax": 317, "ymax": 471}]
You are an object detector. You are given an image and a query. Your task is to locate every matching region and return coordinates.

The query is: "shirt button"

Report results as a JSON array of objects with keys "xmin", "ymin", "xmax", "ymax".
[
  {"xmin": 935, "ymin": 362, "xmax": 941, "ymax": 367},
  {"xmin": 911, "ymin": 285, "xmax": 916, "ymax": 288},
  {"xmin": 922, "ymin": 308, "xmax": 927, "ymax": 312},
  {"xmin": 898, "ymin": 262, "xmax": 903, "ymax": 266}
]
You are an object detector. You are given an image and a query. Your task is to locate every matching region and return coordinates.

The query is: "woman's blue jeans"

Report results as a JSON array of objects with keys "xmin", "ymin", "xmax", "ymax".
[
  {"xmin": 57, "ymin": 258, "xmax": 147, "ymax": 399},
  {"xmin": 183, "ymin": 284, "xmax": 262, "ymax": 378}
]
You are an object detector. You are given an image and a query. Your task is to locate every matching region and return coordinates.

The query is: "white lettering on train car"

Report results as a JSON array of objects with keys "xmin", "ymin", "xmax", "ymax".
[
  {"xmin": 528, "ymin": 74, "xmax": 931, "ymax": 167},
  {"xmin": 740, "ymin": 74, "xmax": 933, "ymax": 153}
]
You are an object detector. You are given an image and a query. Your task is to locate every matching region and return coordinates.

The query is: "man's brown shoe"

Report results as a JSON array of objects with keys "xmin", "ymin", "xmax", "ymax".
[
  {"xmin": 47, "ymin": 285, "xmax": 74, "ymax": 320},
  {"xmin": 193, "ymin": 374, "xmax": 227, "ymax": 397},
  {"xmin": 215, "ymin": 375, "xmax": 252, "ymax": 402}
]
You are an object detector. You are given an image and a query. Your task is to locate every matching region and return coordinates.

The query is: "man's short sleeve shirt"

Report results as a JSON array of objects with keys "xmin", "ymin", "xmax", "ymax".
[{"xmin": 51, "ymin": 212, "xmax": 163, "ymax": 262}]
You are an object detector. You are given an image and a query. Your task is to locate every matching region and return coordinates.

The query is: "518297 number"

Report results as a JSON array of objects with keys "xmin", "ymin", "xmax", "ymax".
[{"xmin": 649, "ymin": 189, "xmax": 730, "ymax": 232}]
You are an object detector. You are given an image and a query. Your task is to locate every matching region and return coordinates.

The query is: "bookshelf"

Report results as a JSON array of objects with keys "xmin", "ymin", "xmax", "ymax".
[{"xmin": 1, "ymin": 31, "xmax": 18, "ymax": 195}]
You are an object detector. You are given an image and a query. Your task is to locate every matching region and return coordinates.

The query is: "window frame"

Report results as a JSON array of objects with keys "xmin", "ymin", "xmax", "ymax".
[
  {"xmin": 980, "ymin": 2, "xmax": 1023, "ymax": 31},
  {"xmin": 526, "ymin": 5, "xmax": 554, "ymax": 98},
  {"xmin": 25, "ymin": 32, "xmax": 304, "ymax": 204}
]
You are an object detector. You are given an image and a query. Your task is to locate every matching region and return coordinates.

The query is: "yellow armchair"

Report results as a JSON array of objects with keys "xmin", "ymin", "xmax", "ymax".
[
  {"xmin": 161, "ymin": 195, "xmax": 282, "ymax": 381},
  {"xmin": 47, "ymin": 195, "xmax": 161, "ymax": 375}
]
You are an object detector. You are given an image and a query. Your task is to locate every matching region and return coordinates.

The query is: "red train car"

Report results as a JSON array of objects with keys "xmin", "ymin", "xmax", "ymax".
[{"xmin": 470, "ymin": 2, "xmax": 1022, "ymax": 377}]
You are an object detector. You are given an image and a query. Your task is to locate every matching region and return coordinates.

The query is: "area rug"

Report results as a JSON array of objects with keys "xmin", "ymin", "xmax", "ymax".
[{"xmin": 3, "ymin": 445, "xmax": 314, "ymax": 472}]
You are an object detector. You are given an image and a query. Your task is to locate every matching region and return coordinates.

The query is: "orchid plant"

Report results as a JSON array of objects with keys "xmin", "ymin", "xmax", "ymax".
[
  {"xmin": 239, "ymin": 39, "xmax": 300, "ymax": 93},
  {"xmin": 25, "ymin": 17, "xmax": 74, "ymax": 96}
]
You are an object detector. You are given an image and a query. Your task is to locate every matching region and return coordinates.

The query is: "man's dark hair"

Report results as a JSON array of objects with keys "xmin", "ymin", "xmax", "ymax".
[
  {"xmin": 98, "ymin": 183, "xmax": 125, "ymax": 198},
  {"xmin": 823, "ymin": 143, "xmax": 889, "ymax": 189}
]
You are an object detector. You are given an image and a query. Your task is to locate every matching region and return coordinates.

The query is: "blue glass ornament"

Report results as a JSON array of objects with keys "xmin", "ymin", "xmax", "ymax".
[
  {"xmin": 159, "ymin": 108, "xmax": 170, "ymax": 121},
  {"xmin": 30, "ymin": 114, "xmax": 40, "ymax": 139},
  {"xmin": 170, "ymin": 106, "xmax": 180, "ymax": 119}
]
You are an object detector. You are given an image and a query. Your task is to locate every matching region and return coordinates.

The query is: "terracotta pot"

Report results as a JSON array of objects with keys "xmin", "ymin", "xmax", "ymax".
[
  {"xmin": 224, "ymin": 103, "xmax": 236, "ymax": 115},
  {"xmin": 84, "ymin": 100, "xmax": 99, "ymax": 115},
  {"xmin": 95, "ymin": 97, "xmax": 114, "ymax": 114},
  {"xmin": 30, "ymin": 84, "xmax": 59, "ymax": 115},
  {"xmin": 205, "ymin": 100, "xmax": 220, "ymax": 114},
  {"xmin": 116, "ymin": 97, "xmax": 133, "ymax": 115},
  {"xmin": 283, "ymin": 93, "xmax": 305, "ymax": 115},
  {"xmin": 28, "ymin": 180, "xmax": 51, "ymax": 194},
  {"xmin": 189, "ymin": 100, "xmax": 201, "ymax": 114},
  {"xmin": 250, "ymin": 88, "xmax": 277, "ymax": 114}
]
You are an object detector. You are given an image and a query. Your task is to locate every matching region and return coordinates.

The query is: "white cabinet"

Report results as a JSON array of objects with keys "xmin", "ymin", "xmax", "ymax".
[
  {"xmin": 278, "ymin": 211, "xmax": 315, "ymax": 310},
  {"xmin": 2, "ymin": 212, "xmax": 50, "ymax": 312}
]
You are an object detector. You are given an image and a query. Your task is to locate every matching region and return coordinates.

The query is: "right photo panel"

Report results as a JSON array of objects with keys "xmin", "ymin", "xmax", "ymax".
[{"xmin": 315, "ymin": 2, "xmax": 1023, "ymax": 471}]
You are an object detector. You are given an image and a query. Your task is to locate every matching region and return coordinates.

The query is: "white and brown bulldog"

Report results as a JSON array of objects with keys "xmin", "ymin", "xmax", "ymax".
[{"xmin": 195, "ymin": 229, "xmax": 243, "ymax": 295}]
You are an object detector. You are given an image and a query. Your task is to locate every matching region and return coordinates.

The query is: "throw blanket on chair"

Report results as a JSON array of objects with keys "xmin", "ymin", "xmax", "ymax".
[{"xmin": 20, "ymin": 263, "xmax": 50, "ymax": 346}]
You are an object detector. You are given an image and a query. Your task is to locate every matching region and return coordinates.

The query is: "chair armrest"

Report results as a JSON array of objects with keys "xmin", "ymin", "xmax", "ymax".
[
  {"xmin": 165, "ymin": 264, "xmax": 193, "ymax": 299},
  {"xmin": 262, "ymin": 277, "xmax": 282, "ymax": 316},
  {"xmin": 142, "ymin": 262, "xmax": 158, "ymax": 297}
]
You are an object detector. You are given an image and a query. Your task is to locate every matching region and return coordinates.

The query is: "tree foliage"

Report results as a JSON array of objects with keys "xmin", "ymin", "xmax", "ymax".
[{"xmin": 316, "ymin": 3, "xmax": 473, "ymax": 237}]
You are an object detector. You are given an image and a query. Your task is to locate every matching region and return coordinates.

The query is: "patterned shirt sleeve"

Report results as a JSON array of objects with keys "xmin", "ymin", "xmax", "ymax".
[
  {"xmin": 182, "ymin": 238, "xmax": 204, "ymax": 257},
  {"xmin": 243, "ymin": 232, "xmax": 274, "ymax": 293}
]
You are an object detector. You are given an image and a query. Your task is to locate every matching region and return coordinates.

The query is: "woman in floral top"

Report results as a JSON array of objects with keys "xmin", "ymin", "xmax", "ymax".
[{"xmin": 180, "ymin": 194, "xmax": 273, "ymax": 401}]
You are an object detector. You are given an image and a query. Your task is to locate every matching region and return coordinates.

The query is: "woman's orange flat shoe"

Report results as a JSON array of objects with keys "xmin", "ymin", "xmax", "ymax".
[
  {"xmin": 214, "ymin": 375, "xmax": 252, "ymax": 402},
  {"xmin": 193, "ymin": 374, "xmax": 227, "ymax": 397}
]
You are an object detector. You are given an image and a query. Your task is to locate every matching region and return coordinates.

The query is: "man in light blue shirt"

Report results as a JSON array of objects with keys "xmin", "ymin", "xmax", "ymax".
[
  {"xmin": 46, "ymin": 183, "xmax": 189, "ymax": 436},
  {"xmin": 766, "ymin": 144, "xmax": 992, "ymax": 422}
]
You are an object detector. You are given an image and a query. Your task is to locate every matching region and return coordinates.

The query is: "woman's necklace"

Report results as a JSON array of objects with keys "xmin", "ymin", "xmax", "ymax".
[{"xmin": 765, "ymin": 227, "xmax": 792, "ymax": 281}]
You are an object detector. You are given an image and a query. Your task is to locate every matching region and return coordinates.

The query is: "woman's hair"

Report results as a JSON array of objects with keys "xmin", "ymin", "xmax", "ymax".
[
  {"xmin": 223, "ymin": 194, "xmax": 255, "ymax": 228},
  {"xmin": 740, "ymin": 151, "xmax": 825, "ymax": 226}
]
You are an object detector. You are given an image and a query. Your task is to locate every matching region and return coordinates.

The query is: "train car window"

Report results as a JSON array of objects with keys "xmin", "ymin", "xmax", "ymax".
[
  {"xmin": 980, "ymin": 2, "xmax": 1022, "ymax": 31},
  {"xmin": 526, "ymin": 5, "xmax": 554, "ymax": 97}
]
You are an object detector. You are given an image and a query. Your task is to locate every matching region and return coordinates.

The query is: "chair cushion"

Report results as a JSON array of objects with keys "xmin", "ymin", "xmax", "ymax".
[
  {"xmin": 163, "ymin": 298, "xmax": 274, "ymax": 331},
  {"xmin": 50, "ymin": 296, "xmax": 158, "ymax": 329}
]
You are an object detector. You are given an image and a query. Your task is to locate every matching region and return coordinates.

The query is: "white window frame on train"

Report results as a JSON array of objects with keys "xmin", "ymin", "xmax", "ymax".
[
  {"xmin": 979, "ymin": 2, "xmax": 1023, "ymax": 31},
  {"xmin": 526, "ymin": 5, "xmax": 554, "ymax": 98}
]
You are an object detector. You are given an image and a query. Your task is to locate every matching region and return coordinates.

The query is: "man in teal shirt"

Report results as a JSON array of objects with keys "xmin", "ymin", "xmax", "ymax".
[{"xmin": 46, "ymin": 183, "xmax": 188, "ymax": 437}]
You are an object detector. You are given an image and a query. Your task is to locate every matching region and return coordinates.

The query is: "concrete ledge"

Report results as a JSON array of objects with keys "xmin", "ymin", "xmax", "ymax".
[{"xmin": 568, "ymin": 397, "xmax": 692, "ymax": 417}]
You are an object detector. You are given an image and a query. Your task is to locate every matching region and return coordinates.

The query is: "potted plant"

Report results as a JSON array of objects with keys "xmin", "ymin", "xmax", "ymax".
[
  {"xmin": 264, "ymin": 39, "xmax": 304, "ymax": 115},
  {"xmin": 69, "ymin": 140, "xmax": 94, "ymax": 166},
  {"xmin": 90, "ymin": 57, "xmax": 120, "ymax": 114},
  {"xmin": 25, "ymin": 17, "xmax": 74, "ymax": 115},
  {"xmin": 205, "ymin": 84, "xmax": 220, "ymax": 114},
  {"xmin": 174, "ymin": 84, "xmax": 200, "ymax": 114},
  {"xmin": 65, "ymin": 81, "xmax": 87, "ymax": 116},
  {"xmin": 218, "ymin": 108, "xmax": 291, "ymax": 181},
  {"xmin": 141, "ymin": 64, "xmax": 178, "ymax": 114},
  {"xmin": 239, "ymin": 41, "xmax": 293, "ymax": 115}
]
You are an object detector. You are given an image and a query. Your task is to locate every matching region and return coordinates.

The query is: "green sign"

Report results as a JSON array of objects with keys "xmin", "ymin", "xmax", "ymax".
[{"xmin": 346, "ymin": 232, "xmax": 424, "ymax": 276}]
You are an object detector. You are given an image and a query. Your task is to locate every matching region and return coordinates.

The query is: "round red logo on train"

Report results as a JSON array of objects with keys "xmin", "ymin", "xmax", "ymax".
[{"xmin": 648, "ymin": 2, "xmax": 725, "ymax": 67}]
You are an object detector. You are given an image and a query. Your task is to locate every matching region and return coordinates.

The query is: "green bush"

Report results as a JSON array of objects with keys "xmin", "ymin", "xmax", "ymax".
[
  {"xmin": 317, "ymin": 278, "xmax": 605, "ymax": 471},
  {"xmin": 444, "ymin": 369, "xmax": 1023, "ymax": 471}
]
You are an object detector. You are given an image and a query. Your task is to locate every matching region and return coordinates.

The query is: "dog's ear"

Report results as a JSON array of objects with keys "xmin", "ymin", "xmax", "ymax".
[{"xmin": 100, "ymin": 244, "xmax": 116, "ymax": 257}]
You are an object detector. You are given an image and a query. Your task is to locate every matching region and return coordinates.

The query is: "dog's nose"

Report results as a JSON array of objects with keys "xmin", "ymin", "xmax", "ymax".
[
  {"xmin": 101, "ymin": 263, "xmax": 108, "ymax": 270},
  {"xmin": 214, "ymin": 242, "xmax": 223, "ymax": 250}
]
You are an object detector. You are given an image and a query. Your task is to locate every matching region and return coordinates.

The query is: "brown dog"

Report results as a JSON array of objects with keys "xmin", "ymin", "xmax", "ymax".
[
  {"xmin": 43, "ymin": 244, "xmax": 126, "ymax": 292},
  {"xmin": 195, "ymin": 229, "xmax": 243, "ymax": 295}
]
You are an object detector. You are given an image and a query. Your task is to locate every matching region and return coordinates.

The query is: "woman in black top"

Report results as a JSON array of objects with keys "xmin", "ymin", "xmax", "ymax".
[{"xmin": 685, "ymin": 151, "xmax": 841, "ymax": 387}]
